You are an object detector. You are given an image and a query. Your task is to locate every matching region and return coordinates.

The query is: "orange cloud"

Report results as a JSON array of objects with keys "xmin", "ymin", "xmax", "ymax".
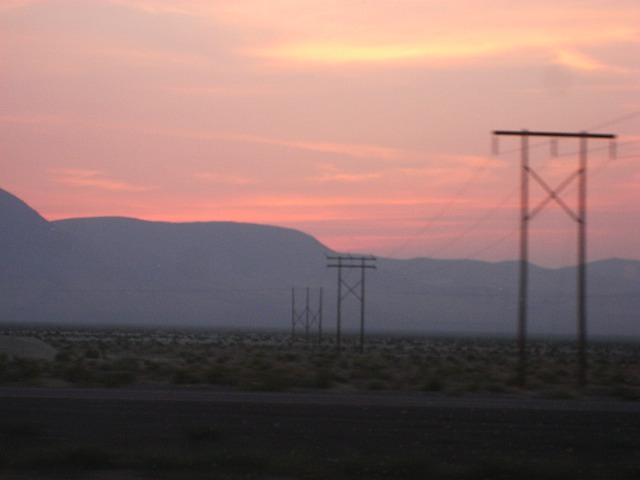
[
  {"xmin": 245, "ymin": 40, "xmax": 501, "ymax": 65},
  {"xmin": 554, "ymin": 49, "xmax": 628, "ymax": 73},
  {"xmin": 228, "ymin": 2, "xmax": 638, "ymax": 66}
]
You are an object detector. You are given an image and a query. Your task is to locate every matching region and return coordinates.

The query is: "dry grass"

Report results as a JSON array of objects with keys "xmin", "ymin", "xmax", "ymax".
[{"xmin": 0, "ymin": 327, "xmax": 638, "ymax": 399}]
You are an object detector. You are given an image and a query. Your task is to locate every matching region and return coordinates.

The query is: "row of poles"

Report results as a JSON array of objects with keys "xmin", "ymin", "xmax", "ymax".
[
  {"xmin": 292, "ymin": 129, "xmax": 616, "ymax": 388},
  {"xmin": 291, "ymin": 255, "xmax": 377, "ymax": 353}
]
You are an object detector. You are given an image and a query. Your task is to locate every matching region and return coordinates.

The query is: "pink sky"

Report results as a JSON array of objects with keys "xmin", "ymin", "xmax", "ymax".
[{"xmin": 1, "ymin": 0, "xmax": 638, "ymax": 267}]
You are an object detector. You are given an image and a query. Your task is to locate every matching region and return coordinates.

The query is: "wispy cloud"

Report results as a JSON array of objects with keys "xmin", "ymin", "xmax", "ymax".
[
  {"xmin": 161, "ymin": 84, "xmax": 269, "ymax": 97},
  {"xmin": 103, "ymin": 0, "xmax": 203, "ymax": 16},
  {"xmin": 49, "ymin": 169, "xmax": 156, "ymax": 192},
  {"xmin": 85, "ymin": 46, "xmax": 207, "ymax": 68},
  {"xmin": 0, "ymin": 0, "xmax": 36, "ymax": 12},
  {"xmin": 554, "ymin": 49, "xmax": 630, "ymax": 73},
  {"xmin": 194, "ymin": 172, "xmax": 257, "ymax": 185},
  {"xmin": 0, "ymin": 112, "xmax": 401, "ymax": 162},
  {"xmin": 233, "ymin": 133, "xmax": 404, "ymax": 161},
  {"xmin": 313, "ymin": 164, "xmax": 383, "ymax": 183}
]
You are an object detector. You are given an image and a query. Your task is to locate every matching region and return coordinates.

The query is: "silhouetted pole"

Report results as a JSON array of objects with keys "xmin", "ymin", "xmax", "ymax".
[
  {"xmin": 518, "ymin": 133, "xmax": 529, "ymax": 387},
  {"xmin": 327, "ymin": 255, "xmax": 376, "ymax": 353},
  {"xmin": 577, "ymin": 135, "xmax": 588, "ymax": 387},
  {"xmin": 360, "ymin": 257, "xmax": 366, "ymax": 351},
  {"xmin": 493, "ymin": 129, "xmax": 615, "ymax": 388},
  {"xmin": 318, "ymin": 287, "xmax": 323, "ymax": 343},
  {"xmin": 305, "ymin": 287, "xmax": 310, "ymax": 343},
  {"xmin": 291, "ymin": 287, "xmax": 296, "ymax": 342},
  {"xmin": 336, "ymin": 257, "xmax": 342, "ymax": 353},
  {"xmin": 291, "ymin": 287, "xmax": 322, "ymax": 343}
]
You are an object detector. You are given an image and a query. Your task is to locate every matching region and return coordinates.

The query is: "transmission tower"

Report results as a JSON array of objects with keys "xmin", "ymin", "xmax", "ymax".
[
  {"xmin": 327, "ymin": 255, "xmax": 376, "ymax": 353},
  {"xmin": 493, "ymin": 129, "xmax": 616, "ymax": 388},
  {"xmin": 291, "ymin": 287, "xmax": 323, "ymax": 343}
]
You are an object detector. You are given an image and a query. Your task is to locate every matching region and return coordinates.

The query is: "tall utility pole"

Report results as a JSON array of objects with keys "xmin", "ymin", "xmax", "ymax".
[
  {"xmin": 493, "ymin": 130, "xmax": 616, "ymax": 388},
  {"xmin": 327, "ymin": 255, "xmax": 376, "ymax": 353}
]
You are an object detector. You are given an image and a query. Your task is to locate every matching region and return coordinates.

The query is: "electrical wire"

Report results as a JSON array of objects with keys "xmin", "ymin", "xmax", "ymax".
[{"xmin": 383, "ymin": 110, "xmax": 639, "ymax": 266}]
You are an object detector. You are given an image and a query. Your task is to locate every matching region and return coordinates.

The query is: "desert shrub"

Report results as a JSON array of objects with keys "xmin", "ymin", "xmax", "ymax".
[
  {"xmin": 249, "ymin": 352, "xmax": 271, "ymax": 370},
  {"xmin": 278, "ymin": 351, "xmax": 299, "ymax": 362},
  {"xmin": 248, "ymin": 366, "xmax": 297, "ymax": 391},
  {"xmin": 314, "ymin": 367, "xmax": 336, "ymax": 389},
  {"xmin": 2, "ymin": 327, "xmax": 638, "ymax": 398},
  {"xmin": 206, "ymin": 365, "xmax": 236, "ymax": 386},
  {"xmin": 55, "ymin": 350, "xmax": 73, "ymax": 362},
  {"xmin": 142, "ymin": 359, "xmax": 162, "ymax": 372},
  {"xmin": 180, "ymin": 351, "xmax": 202, "ymax": 365},
  {"xmin": 111, "ymin": 356, "xmax": 139, "ymax": 372},
  {"xmin": 8, "ymin": 358, "xmax": 42, "ymax": 382},
  {"xmin": 83, "ymin": 348, "xmax": 100, "ymax": 359},
  {"xmin": 485, "ymin": 382, "xmax": 507, "ymax": 393},
  {"xmin": 423, "ymin": 373, "xmax": 446, "ymax": 392},
  {"xmin": 215, "ymin": 353, "xmax": 230, "ymax": 364},
  {"xmin": 609, "ymin": 371, "xmax": 630, "ymax": 385},
  {"xmin": 612, "ymin": 385, "xmax": 640, "ymax": 401},
  {"xmin": 538, "ymin": 369, "xmax": 561, "ymax": 385},
  {"xmin": 63, "ymin": 363, "xmax": 94, "ymax": 385},
  {"xmin": 171, "ymin": 369, "xmax": 201, "ymax": 385}
]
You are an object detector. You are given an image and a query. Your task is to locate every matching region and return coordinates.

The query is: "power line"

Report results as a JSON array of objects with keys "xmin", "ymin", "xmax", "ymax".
[
  {"xmin": 382, "ymin": 155, "xmax": 496, "ymax": 259},
  {"xmin": 419, "ymin": 114, "xmax": 637, "ymax": 261},
  {"xmin": 381, "ymin": 110, "xmax": 638, "ymax": 267},
  {"xmin": 586, "ymin": 109, "xmax": 640, "ymax": 130}
]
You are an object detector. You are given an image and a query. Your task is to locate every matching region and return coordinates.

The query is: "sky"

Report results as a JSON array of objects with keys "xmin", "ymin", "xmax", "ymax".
[{"xmin": 1, "ymin": 0, "xmax": 639, "ymax": 267}]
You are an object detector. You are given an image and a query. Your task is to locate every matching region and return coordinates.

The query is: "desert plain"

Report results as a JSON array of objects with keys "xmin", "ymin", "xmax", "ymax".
[{"xmin": 0, "ymin": 327, "xmax": 639, "ymax": 479}]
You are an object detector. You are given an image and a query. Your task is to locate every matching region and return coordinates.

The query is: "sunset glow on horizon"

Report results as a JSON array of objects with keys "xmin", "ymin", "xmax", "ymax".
[{"xmin": 1, "ymin": 0, "xmax": 638, "ymax": 267}]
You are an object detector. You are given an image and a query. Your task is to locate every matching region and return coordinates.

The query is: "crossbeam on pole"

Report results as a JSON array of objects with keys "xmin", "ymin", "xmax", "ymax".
[{"xmin": 493, "ymin": 130, "xmax": 615, "ymax": 139}]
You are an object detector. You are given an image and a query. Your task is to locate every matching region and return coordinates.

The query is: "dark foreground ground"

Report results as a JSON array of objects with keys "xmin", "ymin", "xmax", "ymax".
[{"xmin": 0, "ymin": 387, "xmax": 639, "ymax": 479}]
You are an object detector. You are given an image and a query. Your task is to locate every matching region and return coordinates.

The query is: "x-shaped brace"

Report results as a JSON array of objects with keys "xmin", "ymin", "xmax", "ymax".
[{"xmin": 526, "ymin": 166, "xmax": 583, "ymax": 223}]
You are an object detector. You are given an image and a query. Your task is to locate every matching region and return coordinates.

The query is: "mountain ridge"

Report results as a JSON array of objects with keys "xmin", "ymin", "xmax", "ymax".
[{"xmin": 1, "ymin": 187, "xmax": 638, "ymax": 336}]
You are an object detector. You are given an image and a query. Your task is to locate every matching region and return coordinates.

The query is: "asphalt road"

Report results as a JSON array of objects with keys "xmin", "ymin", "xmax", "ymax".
[{"xmin": 1, "ymin": 387, "xmax": 639, "ymax": 477}]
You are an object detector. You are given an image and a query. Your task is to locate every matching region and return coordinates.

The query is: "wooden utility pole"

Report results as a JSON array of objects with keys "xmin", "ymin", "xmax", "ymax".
[{"xmin": 327, "ymin": 255, "xmax": 376, "ymax": 353}]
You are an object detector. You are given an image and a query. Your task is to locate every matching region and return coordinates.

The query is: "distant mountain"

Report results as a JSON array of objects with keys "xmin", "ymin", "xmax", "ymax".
[
  {"xmin": 0, "ymin": 189, "xmax": 64, "ymax": 280},
  {"xmin": 0, "ymin": 187, "xmax": 638, "ymax": 336}
]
